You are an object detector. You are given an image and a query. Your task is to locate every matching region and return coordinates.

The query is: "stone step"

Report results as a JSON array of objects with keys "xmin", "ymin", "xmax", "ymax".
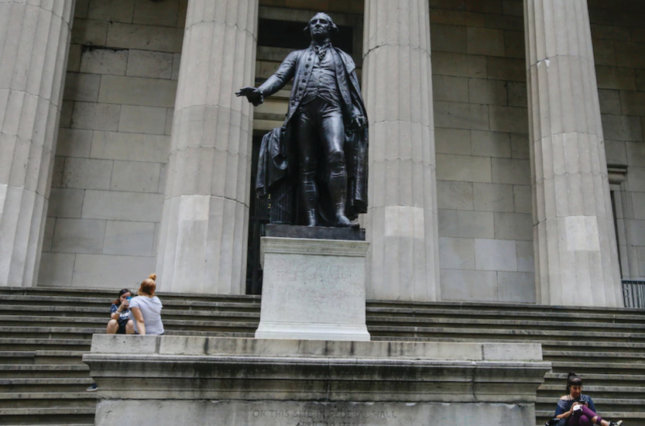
[
  {"xmin": 5, "ymin": 287, "xmax": 644, "ymax": 318},
  {"xmin": 0, "ymin": 406, "xmax": 95, "ymax": 425},
  {"xmin": 368, "ymin": 302, "xmax": 644, "ymax": 315},
  {"xmin": 538, "ymin": 385, "xmax": 645, "ymax": 399},
  {"xmin": 0, "ymin": 364, "xmax": 89, "ymax": 378},
  {"xmin": 0, "ymin": 338, "xmax": 90, "ymax": 352},
  {"xmin": 6, "ymin": 317, "xmax": 645, "ymax": 341},
  {"xmin": 369, "ymin": 326, "xmax": 645, "ymax": 341},
  {"xmin": 0, "ymin": 287, "xmax": 641, "ymax": 426},
  {"xmin": 536, "ymin": 396, "xmax": 645, "ymax": 410},
  {"xmin": 367, "ymin": 299, "xmax": 635, "ymax": 315},
  {"xmin": 367, "ymin": 309, "xmax": 645, "ymax": 325},
  {"xmin": 0, "ymin": 377, "xmax": 94, "ymax": 393},
  {"xmin": 4, "ymin": 311, "xmax": 645, "ymax": 339},
  {"xmin": 548, "ymin": 360, "xmax": 645, "ymax": 374},
  {"xmin": 0, "ymin": 352, "xmax": 35, "ymax": 365},
  {"xmin": 0, "ymin": 323, "xmax": 257, "ymax": 338},
  {"xmin": 543, "ymin": 350, "xmax": 645, "ymax": 361},
  {"xmin": 539, "ymin": 341, "xmax": 645, "ymax": 352},
  {"xmin": 0, "ymin": 294, "xmax": 260, "ymax": 310},
  {"xmin": 372, "ymin": 335, "xmax": 645, "ymax": 352},
  {"xmin": 366, "ymin": 316, "xmax": 645, "ymax": 331},
  {"xmin": 535, "ymin": 409, "xmax": 641, "ymax": 420},
  {"xmin": 0, "ymin": 287, "xmax": 260, "ymax": 304},
  {"xmin": 0, "ymin": 305, "xmax": 260, "ymax": 320},
  {"xmin": 0, "ymin": 327, "xmax": 100, "ymax": 340},
  {"xmin": 544, "ymin": 372, "xmax": 645, "ymax": 384},
  {"xmin": 542, "ymin": 377, "xmax": 645, "ymax": 390},
  {"xmin": 0, "ymin": 392, "xmax": 96, "ymax": 408},
  {"xmin": 32, "ymin": 351, "xmax": 87, "ymax": 365}
]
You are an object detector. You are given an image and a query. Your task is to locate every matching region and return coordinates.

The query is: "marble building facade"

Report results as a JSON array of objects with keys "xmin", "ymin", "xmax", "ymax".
[{"xmin": 1, "ymin": 0, "xmax": 644, "ymax": 308}]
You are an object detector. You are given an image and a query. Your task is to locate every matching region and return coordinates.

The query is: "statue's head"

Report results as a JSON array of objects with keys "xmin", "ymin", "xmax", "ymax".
[{"xmin": 304, "ymin": 12, "xmax": 338, "ymax": 40}]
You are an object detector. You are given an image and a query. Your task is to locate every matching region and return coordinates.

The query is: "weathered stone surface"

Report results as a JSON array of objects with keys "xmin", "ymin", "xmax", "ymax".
[
  {"xmin": 364, "ymin": 0, "xmax": 440, "ymax": 301},
  {"xmin": 264, "ymin": 224, "xmax": 365, "ymax": 241},
  {"xmin": 524, "ymin": 0, "xmax": 622, "ymax": 306},
  {"xmin": 85, "ymin": 336, "xmax": 549, "ymax": 426},
  {"xmin": 155, "ymin": 0, "xmax": 258, "ymax": 294},
  {"xmin": 256, "ymin": 237, "xmax": 370, "ymax": 341},
  {"xmin": 0, "ymin": 0, "xmax": 75, "ymax": 286},
  {"xmin": 96, "ymin": 400, "xmax": 535, "ymax": 426}
]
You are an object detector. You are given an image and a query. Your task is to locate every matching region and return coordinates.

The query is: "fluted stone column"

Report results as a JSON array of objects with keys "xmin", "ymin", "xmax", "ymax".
[
  {"xmin": 363, "ymin": 0, "xmax": 440, "ymax": 301},
  {"xmin": 0, "ymin": 0, "xmax": 75, "ymax": 286},
  {"xmin": 524, "ymin": 0, "xmax": 622, "ymax": 306},
  {"xmin": 156, "ymin": 0, "xmax": 258, "ymax": 294}
]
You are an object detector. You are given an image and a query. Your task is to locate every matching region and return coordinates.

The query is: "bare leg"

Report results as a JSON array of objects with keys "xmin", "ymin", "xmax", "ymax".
[
  {"xmin": 106, "ymin": 319, "xmax": 118, "ymax": 334},
  {"xmin": 125, "ymin": 319, "xmax": 135, "ymax": 334}
]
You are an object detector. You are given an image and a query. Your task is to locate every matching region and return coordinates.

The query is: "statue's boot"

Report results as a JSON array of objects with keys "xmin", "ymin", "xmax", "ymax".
[
  {"xmin": 334, "ymin": 202, "xmax": 351, "ymax": 227},
  {"xmin": 329, "ymin": 166, "xmax": 351, "ymax": 227},
  {"xmin": 305, "ymin": 209, "xmax": 317, "ymax": 227},
  {"xmin": 302, "ymin": 171, "xmax": 318, "ymax": 227}
]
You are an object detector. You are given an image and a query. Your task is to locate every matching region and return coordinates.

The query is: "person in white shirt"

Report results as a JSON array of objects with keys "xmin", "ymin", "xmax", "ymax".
[{"xmin": 129, "ymin": 273, "xmax": 164, "ymax": 335}]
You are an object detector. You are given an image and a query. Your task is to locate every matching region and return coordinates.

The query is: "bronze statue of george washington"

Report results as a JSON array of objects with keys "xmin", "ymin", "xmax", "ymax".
[{"xmin": 237, "ymin": 12, "xmax": 368, "ymax": 227}]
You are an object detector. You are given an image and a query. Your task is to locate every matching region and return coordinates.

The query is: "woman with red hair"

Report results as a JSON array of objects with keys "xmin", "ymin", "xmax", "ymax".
[{"xmin": 129, "ymin": 273, "xmax": 164, "ymax": 335}]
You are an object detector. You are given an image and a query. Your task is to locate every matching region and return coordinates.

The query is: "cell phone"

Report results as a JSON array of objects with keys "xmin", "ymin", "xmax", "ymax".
[{"xmin": 126, "ymin": 296, "xmax": 132, "ymax": 301}]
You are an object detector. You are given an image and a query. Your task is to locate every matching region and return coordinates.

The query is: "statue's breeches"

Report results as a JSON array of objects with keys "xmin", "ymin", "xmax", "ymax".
[{"xmin": 294, "ymin": 98, "xmax": 346, "ymax": 175}]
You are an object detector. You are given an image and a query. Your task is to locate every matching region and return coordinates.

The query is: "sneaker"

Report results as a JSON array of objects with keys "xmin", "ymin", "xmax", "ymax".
[
  {"xmin": 86, "ymin": 383, "xmax": 98, "ymax": 392},
  {"xmin": 609, "ymin": 421, "xmax": 623, "ymax": 426}
]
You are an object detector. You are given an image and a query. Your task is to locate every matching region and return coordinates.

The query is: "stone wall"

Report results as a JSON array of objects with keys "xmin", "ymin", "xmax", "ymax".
[
  {"xmin": 430, "ymin": 0, "xmax": 534, "ymax": 302},
  {"xmin": 38, "ymin": 0, "xmax": 645, "ymax": 299},
  {"xmin": 589, "ymin": 0, "xmax": 645, "ymax": 280},
  {"xmin": 39, "ymin": 0, "xmax": 186, "ymax": 288}
]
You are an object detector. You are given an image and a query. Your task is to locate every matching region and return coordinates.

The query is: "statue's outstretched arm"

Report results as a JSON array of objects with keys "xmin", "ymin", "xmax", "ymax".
[{"xmin": 236, "ymin": 51, "xmax": 298, "ymax": 106}]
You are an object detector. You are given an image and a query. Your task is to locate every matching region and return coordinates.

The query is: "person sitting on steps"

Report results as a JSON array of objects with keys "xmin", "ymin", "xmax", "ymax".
[
  {"xmin": 106, "ymin": 288, "xmax": 134, "ymax": 335},
  {"xmin": 550, "ymin": 372, "xmax": 622, "ymax": 426}
]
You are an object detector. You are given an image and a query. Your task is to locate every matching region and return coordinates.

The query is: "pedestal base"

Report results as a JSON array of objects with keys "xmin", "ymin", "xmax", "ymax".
[
  {"xmin": 84, "ymin": 335, "xmax": 551, "ymax": 426},
  {"xmin": 256, "ymin": 234, "xmax": 370, "ymax": 341}
]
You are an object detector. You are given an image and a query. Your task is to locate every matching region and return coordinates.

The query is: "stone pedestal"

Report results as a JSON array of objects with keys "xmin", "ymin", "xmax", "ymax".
[
  {"xmin": 256, "ymin": 228, "xmax": 370, "ymax": 341},
  {"xmin": 524, "ymin": 0, "xmax": 622, "ymax": 306},
  {"xmin": 84, "ymin": 335, "xmax": 550, "ymax": 426}
]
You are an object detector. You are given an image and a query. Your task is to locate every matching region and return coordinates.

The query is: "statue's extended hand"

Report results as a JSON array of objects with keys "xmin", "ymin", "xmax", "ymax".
[{"xmin": 236, "ymin": 87, "xmax": 263, "ymax": 106}]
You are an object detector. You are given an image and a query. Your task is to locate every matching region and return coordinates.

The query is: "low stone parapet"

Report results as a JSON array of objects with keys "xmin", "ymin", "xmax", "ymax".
[{"xmin": 84, "ymin": 335, "xmax": 550, "ymax": 425}]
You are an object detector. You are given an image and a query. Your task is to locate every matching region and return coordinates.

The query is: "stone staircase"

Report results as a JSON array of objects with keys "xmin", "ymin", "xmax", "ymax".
[{"xmin": 0, "ymin": 287, "xmax": 643, "ymax": 425}]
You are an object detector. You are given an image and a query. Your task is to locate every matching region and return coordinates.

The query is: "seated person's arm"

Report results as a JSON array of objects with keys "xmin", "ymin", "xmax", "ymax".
[
  {"xmin": 131, "ymin": 307, "xmax": 146, "ymax": 335},
  {"xmin": 555, "ymin": 398, "xmax": 573, "ymax": 419},
  {"xmin": 110, "ymin": 305, "xmax": 122, "ymax": 320}
]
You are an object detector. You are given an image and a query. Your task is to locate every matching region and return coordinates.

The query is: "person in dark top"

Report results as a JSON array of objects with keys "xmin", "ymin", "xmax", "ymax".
[
  {"xmin": 106, "ymin": 288, "xmax": 134, "ymax": 334},
  {"xmin": 552, "ymin": 372, "xmax": 622, "ymax": 426}
]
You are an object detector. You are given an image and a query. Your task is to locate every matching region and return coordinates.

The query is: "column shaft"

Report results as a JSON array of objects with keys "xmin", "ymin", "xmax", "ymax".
[
  {"xmin": 156, "ymin": 0, "xmax": 258, "ymax": 293},
  {"xmin": 0, "ymin": 0, "xmax": 75, "ymax": 286},
  {"xmin": 363, "ymin": 0, "xmax": 440, "ymax": 301},
  {"xmin": 524, "ymin": 0, "xmax": 622, "ymax": 306}
]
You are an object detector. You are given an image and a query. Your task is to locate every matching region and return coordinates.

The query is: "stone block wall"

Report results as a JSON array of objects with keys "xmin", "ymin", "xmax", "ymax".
[
  {"xmin": 38, "ymin": 0, "xmax": 645, "ymax": 299},
  {"xmin": 588, "ymin": 0, "xmax": 645, "ymax": 280},
  {"xmin": 430, "ymin": 0, "xmax": 534, "ymax": 302},
  {"xmin": 39, "ymin": 0, "xmax": 186, "ymax": 288}
]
